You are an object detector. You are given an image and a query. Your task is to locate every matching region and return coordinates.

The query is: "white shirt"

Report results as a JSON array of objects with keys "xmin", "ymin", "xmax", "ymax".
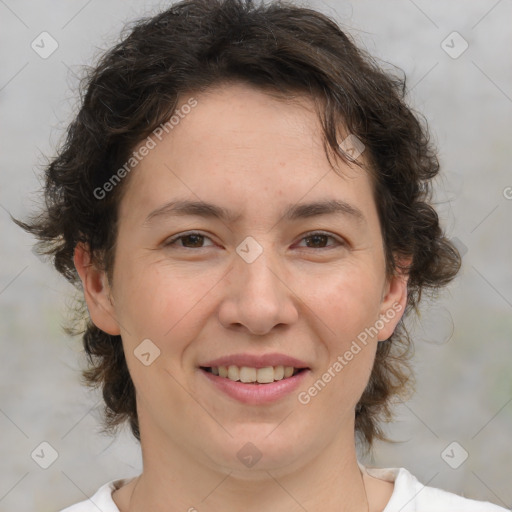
[{"xmin": 60, "ymin": 462, "xmax": 508, "ymax": 511}]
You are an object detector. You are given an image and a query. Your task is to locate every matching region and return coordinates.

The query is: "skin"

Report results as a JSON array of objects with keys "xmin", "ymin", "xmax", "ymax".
[{"xmin": 74, "ymin": 82, "xmax": 409, "ymax": 512}]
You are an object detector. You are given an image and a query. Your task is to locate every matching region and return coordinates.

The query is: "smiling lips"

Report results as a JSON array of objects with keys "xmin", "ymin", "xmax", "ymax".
[
  {"xmin": 199, "ymin": 352, "xmax": 310, "ymax": 389},
  {"xmin": 200, "ymin": 364, "xmax": 309, "ymax": 404},
  {"xmin": 202, "ymin": 365, "xmax": 300, "ymax": 384}
]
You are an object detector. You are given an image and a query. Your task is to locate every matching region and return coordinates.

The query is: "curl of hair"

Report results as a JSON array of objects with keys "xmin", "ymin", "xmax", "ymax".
[{"xmin": 16, "ymin": 0, "xmax": 461, "ymax": 450}]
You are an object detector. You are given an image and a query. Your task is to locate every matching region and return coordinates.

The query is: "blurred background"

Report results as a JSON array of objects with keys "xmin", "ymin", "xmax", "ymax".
[{"xmin": 1, "ymin": 0, "xmax": 511, "ymax": 510}]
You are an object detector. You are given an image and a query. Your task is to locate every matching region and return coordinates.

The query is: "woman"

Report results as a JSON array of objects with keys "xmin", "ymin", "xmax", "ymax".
[{"xmin": 17, "ymin": 0, "xmax": 507, "ymax": 510}]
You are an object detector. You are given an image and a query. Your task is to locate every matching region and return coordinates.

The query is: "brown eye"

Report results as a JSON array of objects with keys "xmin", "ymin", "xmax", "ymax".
[
  {"xmin": 164, "ymin": 232, "xmax": 214, "ymax": 249},
  {"xmin": 297, "ymin": 232, "xmax": 344, "ymax": 249},
  {"xmin": 304, "ymin": 234, "xmax": 330, "ymax": 248}
]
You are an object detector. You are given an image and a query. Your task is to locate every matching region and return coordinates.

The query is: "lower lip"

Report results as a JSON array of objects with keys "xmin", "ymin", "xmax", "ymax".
[{"xmin": 199, "ymin": 368, "xmax": 310, "ymax": 405}]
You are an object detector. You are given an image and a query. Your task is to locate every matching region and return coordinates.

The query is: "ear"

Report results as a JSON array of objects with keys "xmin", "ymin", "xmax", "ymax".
[
  {"xmin": 376, "ymin": 256, "xmax": 412, "ymax": 341},
  {"xmin": 73, "ymin": 243, "xmax": 121, "ymax": 336}
]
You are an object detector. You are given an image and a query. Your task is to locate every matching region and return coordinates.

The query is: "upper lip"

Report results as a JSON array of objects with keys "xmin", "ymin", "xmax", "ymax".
[{"xmin": 200, "ymin": 353, "xmax": 310, "ymax": 369}]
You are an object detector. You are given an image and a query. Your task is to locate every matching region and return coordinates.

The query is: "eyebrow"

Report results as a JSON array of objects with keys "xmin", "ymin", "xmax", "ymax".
[{"xmin": 143, "ymin": 198, "xmax": 366, "ymax": 226}]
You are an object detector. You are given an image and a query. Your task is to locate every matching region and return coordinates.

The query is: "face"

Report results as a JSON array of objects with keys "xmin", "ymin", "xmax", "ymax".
[{"xmin": 76, "ymin": 82, "xmax": 408, "ymax": 475}]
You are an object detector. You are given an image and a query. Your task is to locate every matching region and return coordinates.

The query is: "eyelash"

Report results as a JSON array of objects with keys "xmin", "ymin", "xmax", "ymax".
[{"xmin": 163, "ymin": 231, "xmax": 345, "ymax": 250}]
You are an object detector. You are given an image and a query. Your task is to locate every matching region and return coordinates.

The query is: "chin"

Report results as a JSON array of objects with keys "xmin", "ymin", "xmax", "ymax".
[{"xmin": 199, "ymin": 429, "xmax": 308, "ymax": 476}]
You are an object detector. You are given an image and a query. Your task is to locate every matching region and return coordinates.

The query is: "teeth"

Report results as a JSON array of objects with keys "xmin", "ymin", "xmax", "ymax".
[
  {"xmin": 208, "ymin": 365, "xmax": 299, "ymax": 383},
  {"xmin": 227, "ymin": 365, "xmax": 239, "ymax": 381},
  {"xmin": 284, "ymin": 366, "xmax": 294, "ymax": 378},
  {"xmin": 256, "ymin": 366, "xmax": 275, "ymax": 384}
]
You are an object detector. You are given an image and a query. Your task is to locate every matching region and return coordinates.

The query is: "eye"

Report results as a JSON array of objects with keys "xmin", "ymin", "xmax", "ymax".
[
  {"xmin": 164, "ymin": 231, "xmax": 215, "ymax": 249},
  {"xmin": 296, "ymin": 231, "xmax": 345, "ymax": 249},
  {"xmin": 163, "ymin": 230, "xmax": 345, "ymax": 250}
]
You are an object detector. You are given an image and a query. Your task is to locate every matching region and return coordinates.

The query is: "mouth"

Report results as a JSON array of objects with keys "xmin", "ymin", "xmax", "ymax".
[
  {"xmin": 199, "ymin": 365, "xmax": 306, "ymax": 384},
  {"xmin": 199, "ymin": 364, "xmax": 310, "ymax": 404}
]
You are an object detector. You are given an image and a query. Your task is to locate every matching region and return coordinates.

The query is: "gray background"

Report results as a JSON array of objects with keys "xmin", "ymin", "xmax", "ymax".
[{"xmin": 1, "ymin": 0, "xmax": 511, "ymax": 510}]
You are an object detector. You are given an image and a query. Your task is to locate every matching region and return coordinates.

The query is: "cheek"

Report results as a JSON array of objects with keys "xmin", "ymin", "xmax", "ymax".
[
  {"xmin": 302, "ymin": 265, "xmax": 383, "ymax": 339},
  {"xmin": 113, "ymin": 257, "xmax": 213, "ymax": 339},
  {"xmin": 302, "ymin": 268, "xmax": 381, "ymax": 390},
  {"xmin": 299, "ymin": 342, "xmax": 376, "ymax": 422}
]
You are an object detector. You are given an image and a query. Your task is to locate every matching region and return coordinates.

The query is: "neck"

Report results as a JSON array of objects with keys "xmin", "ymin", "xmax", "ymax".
[{"xmin": 121, "ymin": 413, "xmax": 370, "ymax": 512}]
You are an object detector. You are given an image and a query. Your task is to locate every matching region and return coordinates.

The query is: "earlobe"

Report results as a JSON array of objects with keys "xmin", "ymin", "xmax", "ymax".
[
  {"xmin": 377, "ymin": 257, "xmax": 411, "ymax": 341},
  {"xmin": 73, "ymin": 243, "xmax": 121, "ymax": 336}
]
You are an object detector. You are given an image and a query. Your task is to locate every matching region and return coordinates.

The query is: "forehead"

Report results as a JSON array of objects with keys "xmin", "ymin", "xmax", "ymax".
[{"xmin": 119, "ymin": 82, "xmax": 378, "ymax": 227}]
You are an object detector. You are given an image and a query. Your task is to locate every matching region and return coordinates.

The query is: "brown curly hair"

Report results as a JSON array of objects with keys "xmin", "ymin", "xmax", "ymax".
[{"xmin": 16, "ymin": 0, "xmax": 461, "ymax": 450}]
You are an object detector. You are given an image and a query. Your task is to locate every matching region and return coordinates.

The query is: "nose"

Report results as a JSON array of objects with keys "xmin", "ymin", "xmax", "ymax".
[{"xmin": 217, "ymin": 244, "xmax": 299, "ymax": 336}]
